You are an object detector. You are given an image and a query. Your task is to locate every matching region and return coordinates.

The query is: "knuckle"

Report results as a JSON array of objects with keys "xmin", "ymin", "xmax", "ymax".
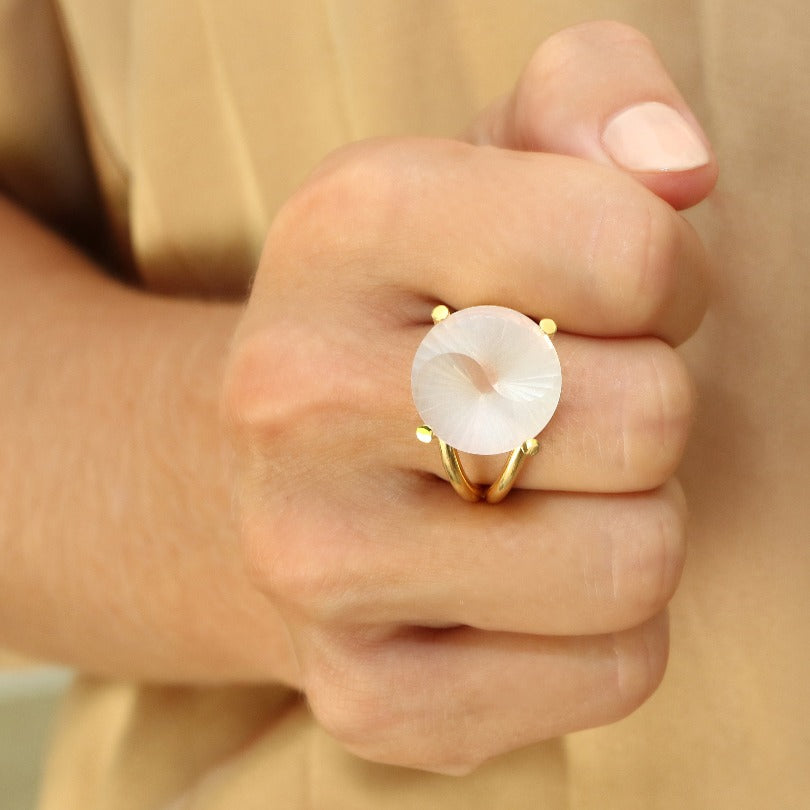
[
  {"xmin": 302, "ymin": 637, "xmax": 490, "ymax": 774},
  {"xmin": 221, "ymin": 329, "xmax": 288, "ymax": 439},
  {"xmin": 303, "ymin": 638, "xmax": 404, "ymax": 754},
  {"xmin": 569, "ymin": 19, "xmax": 654, "ymax": 52},
  {"xmin": 521, "ymin": 20, "xmax": 655, "ymax": 96},
  {"xmin": 265, "ymin": 143, "xmax": 368, "ymax": 257},
  {"xmin": 407, "ymin": 738, "xmax": 492, "ymax": 775},
  {"xmin": 533, "ymin": 20, "xmax": 652, "ymax": 70},
  {"xmin": 515, "ymin": 22, "xmax": 656, "ymax": 146},
  {"xmin": 610, "ymin": 613, "xmax": 670, "ymax": 717},
  {"xmin": 594, "ymin": 191, "xmax": 681, "ymax": 333},
  {"xmin": 241, "ymin": 510, "xmax": 361, "ymax": 623},
  {"xmin": 619, "ymin": 341, "xmax": 695, "ymax": 486},
  {"xmin": 265, "ymin": 137, "xmax": 418, "ymax": 266},
  {"xmin": 419, "ymin": 754, "xmax": 489, "ymax": 778},
  {"xmin": 313, "ymin": 696, "xmax": 489, "ymax": 775},
  {"xmin": 223, "ymin": 319, "xmax": 368, "ymax": 444},
  {"xmin": 609, "ymin": 485, "xmax": 687, "ymax": 626},
  {"xmin": 246, "ymin": 535, "xmax": 323, "ymax": 613},
  {"xmin": 239, "ymin": 510, "xmax": 308, "ymax": 605},
  {"xmin": 632, "ymin": 197, "xmax": 683, "ymax": 332},
  {"xmin": 306, "ymin": 670, "xmax": 382, "ymax": 749}
]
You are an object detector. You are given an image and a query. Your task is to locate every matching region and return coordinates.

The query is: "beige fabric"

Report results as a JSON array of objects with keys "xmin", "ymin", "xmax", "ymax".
[
  {"xmin": 0, "ymin": 0, "xmax": 99, "ymax": 236},
  {"xmin": 0, "ymin": 648, "xmax": 37, "ymax": 669},
  {"xmin": 0, "ymin": 0, "xmax": 804, "ymax": 807}
]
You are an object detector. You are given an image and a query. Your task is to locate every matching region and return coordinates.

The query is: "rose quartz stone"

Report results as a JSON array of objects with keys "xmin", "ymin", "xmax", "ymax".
[{"xmin": 411, "ymin": 306, "xmax": 562, "ymax": 455}]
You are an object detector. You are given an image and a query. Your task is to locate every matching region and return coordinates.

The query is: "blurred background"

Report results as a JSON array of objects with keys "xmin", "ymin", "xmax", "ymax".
[{"xmin": 0, "ymin": 653, "xmax": 71, "ymax": 810}]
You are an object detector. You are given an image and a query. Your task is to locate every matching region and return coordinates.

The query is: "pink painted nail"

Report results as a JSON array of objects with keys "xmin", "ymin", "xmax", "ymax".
[{"xmin": 602, "ymin": 101, "xmax": 710, "ymax": 172}]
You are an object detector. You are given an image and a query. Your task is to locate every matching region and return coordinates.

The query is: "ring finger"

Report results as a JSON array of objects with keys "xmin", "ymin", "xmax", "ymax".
[{"xmin": 400, "ymin": 327, "xmax": 694, "ymax": 494}]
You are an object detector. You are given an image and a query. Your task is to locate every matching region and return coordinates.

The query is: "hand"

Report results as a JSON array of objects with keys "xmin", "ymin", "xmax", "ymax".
[{"xmin": 223, "ymin": 22, "xmax": 715, "ymax": 774}]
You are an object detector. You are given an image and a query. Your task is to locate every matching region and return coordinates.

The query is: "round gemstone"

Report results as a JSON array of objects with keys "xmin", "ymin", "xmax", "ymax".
[{"xmin": 411, "ymin": 306, "xmax": 562, "ymax": 455}]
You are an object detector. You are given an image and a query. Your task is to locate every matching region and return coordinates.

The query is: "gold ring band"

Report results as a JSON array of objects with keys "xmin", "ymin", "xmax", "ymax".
[{"xmin": 427, "ymin": 431, "xmax": 539, "ymax": 503}]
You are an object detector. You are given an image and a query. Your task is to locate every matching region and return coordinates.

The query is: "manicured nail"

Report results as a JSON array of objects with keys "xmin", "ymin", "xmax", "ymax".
[{"xmin": 602, "ymin": 101, "xmax": 710, "ymax": 172}]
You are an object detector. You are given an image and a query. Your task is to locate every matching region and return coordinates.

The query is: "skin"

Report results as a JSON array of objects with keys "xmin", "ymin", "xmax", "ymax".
[{"xmin": 0, "ymin": 22, "xmax": 719, "ymax": 774}]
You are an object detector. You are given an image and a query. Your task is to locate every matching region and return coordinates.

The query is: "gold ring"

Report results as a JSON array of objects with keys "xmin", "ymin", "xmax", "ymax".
[{"xmin": 411, "ymin": 304, "xmax": 562, "ymax": 503}]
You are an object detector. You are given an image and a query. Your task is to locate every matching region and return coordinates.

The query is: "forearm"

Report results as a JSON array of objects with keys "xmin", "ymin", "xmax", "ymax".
[{"xmin": 0, "ymin": 196, "xmax": 297, "ymax": 684}]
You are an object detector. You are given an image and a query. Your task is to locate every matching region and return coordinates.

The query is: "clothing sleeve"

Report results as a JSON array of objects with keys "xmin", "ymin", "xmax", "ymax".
[{"xmin": 0, "ymin": 0, "xmax": 101, "ymax": 241}]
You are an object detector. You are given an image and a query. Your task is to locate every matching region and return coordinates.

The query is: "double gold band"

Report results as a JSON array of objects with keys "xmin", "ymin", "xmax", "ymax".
[{"xmin": 417, "ymin": 429, "xmax": 540, "ymax": 503}]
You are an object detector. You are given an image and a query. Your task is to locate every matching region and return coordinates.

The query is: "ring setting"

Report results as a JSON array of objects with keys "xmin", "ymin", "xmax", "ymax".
[{"xmin": 411, "ymin": 305, "xmax": 562, "ymax": 503}]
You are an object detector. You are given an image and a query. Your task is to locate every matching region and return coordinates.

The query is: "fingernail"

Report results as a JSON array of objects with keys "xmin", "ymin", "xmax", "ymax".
[{"xmin": 602, "ymin": 101, "xmax": 710, "ymax": 172}]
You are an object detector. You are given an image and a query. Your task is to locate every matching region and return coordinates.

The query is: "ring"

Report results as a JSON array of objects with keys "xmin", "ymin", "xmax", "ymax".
[{"xmin": 411, "ymin": 304, "xmax": 562, "ymax": 503}]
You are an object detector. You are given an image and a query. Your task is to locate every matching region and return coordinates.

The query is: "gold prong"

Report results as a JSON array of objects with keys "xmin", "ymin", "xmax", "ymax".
[
  {"xmin": 431, "ymin": 304, "xmax": 450, "ymax": 324},
  {"xmin": 521, "ymin": 438, "xmax": 540, "ymax": 456},
  {"xmin": 416, "ymin": 425, "xmax": 434, "ymax": 443},
  {"xmin": 539, "ymin": 318, "xmax": 557, "ymax": 336}
]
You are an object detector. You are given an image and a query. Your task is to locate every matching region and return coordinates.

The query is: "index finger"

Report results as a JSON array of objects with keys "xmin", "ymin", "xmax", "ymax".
[{"xmin": 267, "ymin": 138, "xmax": 709, "ymax": 345}]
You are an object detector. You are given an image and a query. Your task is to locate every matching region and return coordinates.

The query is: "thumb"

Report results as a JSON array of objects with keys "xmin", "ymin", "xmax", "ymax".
[{"xmin": 466, "ymin": 21, "xmax": 718, "ymax": 210}]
